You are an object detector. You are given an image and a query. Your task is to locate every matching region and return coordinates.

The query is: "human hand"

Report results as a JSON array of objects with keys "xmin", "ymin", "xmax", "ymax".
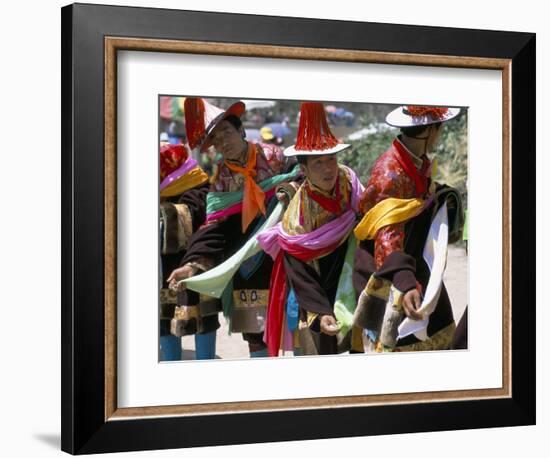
[
  {"xmin": 402, "ymin": 289, "xmax": 424, "ymax": 320},
  {"xmin": 276, "ymin": 190, "xmax": 289, "ymax": 205},
  {"xmin": 320, "ymin": 315, "xmax": 340, "ymax": 336},
  {"xmin": 167, "ymin": 265, "xmax": 197, "ymax": 292}
]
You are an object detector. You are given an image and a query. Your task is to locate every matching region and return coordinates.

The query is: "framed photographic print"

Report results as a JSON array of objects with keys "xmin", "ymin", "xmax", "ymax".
[{"xmin": 61, "ymin": 3, "xmax": 535, "ymax": 454}]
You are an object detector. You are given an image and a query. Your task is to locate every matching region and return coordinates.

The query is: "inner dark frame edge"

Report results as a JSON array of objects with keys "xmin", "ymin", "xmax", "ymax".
[{"xmin": 61, "ymin": 3, "xmax": 536, "ymax": 454}]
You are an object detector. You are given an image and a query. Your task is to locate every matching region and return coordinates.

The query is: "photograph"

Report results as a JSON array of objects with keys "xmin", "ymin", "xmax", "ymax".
[
  {"xmin": 1, "ymin": 0, "xmax": 545, "ymax": 457},
  {"xmin": 57, "ymin": 2, "xmax": 537, "ymax": 454},
  {"xmin": 158, "ymin": 96, "xmax": 469, "ymax": 361}
]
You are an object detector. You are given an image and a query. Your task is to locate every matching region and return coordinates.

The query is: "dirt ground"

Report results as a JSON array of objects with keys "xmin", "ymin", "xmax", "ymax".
[{"xmin": 181, "ymin": 245, "xmax": 468, "ymax": 359}]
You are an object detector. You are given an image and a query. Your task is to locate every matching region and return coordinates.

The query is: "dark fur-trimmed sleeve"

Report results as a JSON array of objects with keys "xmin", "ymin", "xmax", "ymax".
[
  {"xmin": 354, "ymin": 241, "xmax": 417, "ymax": 294},
  {"xmin": 178, "ymin": 210, "xmax": 251, "ymax": 270},
  {"xmin": 283, "ymin": 237, "xmax": 348, "ymax": 317},
  {"xmin": 176, "ymin": 182, "xmax": 209, "ymax": 232},
  {"xmin": 284, "ymin": 253, "xmax": 335, "ymax": 317},
  {"xmin": 179, "ymin": 218, "xmax": 228, "ymax": 269},
  {"xmin": 376, "ymin": 251, "xmax": 417, "ymax": 293}
]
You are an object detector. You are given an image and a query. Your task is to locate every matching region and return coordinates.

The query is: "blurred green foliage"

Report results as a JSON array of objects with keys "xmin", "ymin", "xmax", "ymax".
[
  {"xmin": 339, "ymin": 126, "xmax": 395, "ymax": 185},
  {"xmin": 432, "ymin": 112, "xmax": 468, "ymax": 198}
]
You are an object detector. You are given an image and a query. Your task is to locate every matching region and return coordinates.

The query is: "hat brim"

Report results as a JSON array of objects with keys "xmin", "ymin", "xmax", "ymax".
[
  {"xmin": 283, "ymin": 143, "xmax": 351, "ymax": 157},
  {"xmin": 200, "ymin": 101, "xmax": 246, "ymax": 151},
  {"xmin": 386, "ymin": 106, "xmax": 461, "ymax": 128}
]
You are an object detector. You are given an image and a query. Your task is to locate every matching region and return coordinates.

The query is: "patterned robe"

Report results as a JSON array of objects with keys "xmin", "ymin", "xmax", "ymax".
[
  {"xmin": 282, "ymin": 166, "xmax": 367, "ymax": 354},
  {"xmin": 160, "ymin": 183, "xmax": 209, "ymax": 336},
  {"xmin": 359, "ymin": 137, "xmax": 458, "ymax": 351},
  {"xmin": 360, "ymin": 137, "xmax": 431, "ymax": 269},
  {"xmin": 180, "ymin": 143, "xmax": 297, "ymax": 350}
]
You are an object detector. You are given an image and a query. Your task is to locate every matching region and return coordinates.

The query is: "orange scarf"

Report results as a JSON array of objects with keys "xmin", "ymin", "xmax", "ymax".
[{"xmin": 224, "ymin": 142, "xmax": 266, "ymax": 232}]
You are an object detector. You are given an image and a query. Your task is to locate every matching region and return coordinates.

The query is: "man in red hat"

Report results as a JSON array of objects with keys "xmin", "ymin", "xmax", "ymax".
[
  {"xmin": 167, "ymin": 100, "xmax": 301, "ymax": 358},
  {"xmin": 353, "ymin": 105, "xmax": 465, "ymax": 352},
  {"xmin": 257, "ymin": 102, "xmax": 368, "ymax": 356}
]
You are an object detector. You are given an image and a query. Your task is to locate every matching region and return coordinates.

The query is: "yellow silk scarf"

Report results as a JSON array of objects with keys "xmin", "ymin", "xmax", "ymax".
[
  {"xmin": 354, "ymin": 197, "xmax": 424, "ymax": 241},
  {"xmin": 160, "ymin": 167, "xmax": 209, "ymax": 198}
]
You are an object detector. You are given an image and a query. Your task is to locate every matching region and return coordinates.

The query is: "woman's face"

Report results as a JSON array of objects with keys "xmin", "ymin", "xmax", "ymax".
[
  {"xmin": 302, "ymin": 154, "xmax": 339, "ymax": 192},
  {"xmin": 209, "ymin": 120, "xmax": 246, "ymax": 161}
]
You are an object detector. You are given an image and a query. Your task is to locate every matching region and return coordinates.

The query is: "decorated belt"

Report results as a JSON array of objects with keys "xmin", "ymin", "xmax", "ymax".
[
  {"xmin": 232, "ymin": 289, "xmax": 268, "ymax": 308},
  {"xmin": 160, "ymin": 288, "xmax": 178, "ymax": 304}
]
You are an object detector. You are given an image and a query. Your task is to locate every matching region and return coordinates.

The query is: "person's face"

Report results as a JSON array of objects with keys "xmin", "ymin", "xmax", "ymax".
[
  {"xmin": 209, "ymin": 120, "xmax": 245, "ymax": 161},
  {"xmin": 302, "ymin": 154, "xmax": 339, "ymax": 192}
]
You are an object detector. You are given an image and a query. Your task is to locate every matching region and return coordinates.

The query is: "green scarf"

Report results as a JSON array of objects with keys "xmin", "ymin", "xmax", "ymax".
[
  {"xmin": 206, "ymin": 165, "xmax": 300, "ymax": 214},
  {"xmin": 333, "ymin": 233, "xmax": 358, "ymax": 338}
]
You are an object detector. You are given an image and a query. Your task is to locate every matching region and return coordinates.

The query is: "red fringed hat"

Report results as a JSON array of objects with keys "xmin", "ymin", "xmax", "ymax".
[
  {"xmin": 284, "ymin": 102, "xmax": 350, "ymax": 157},
  {"xmin": 184, "ymin": 97, "xmax": 224, "ymax": 152},
  {"xmin": 386, "ymin": 105, "xmax": 461, "ymax": 128},
  {"xmin": 159, "ymin": 143, "xmax": 189, "ymax": 181}
]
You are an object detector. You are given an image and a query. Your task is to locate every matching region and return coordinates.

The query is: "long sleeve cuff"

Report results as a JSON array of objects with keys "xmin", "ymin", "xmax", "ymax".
[
  {"xmin": 392, "ymin": 269, "xmax": 417, "ymax": 293},
  {"xmin": 375, "ymin": 251, "xmax": 417, "ymax": 293}
]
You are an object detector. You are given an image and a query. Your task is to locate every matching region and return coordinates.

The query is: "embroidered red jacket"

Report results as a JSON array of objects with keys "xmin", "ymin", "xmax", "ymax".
[{"xmin": 360, "ymin": 138, "xmax": 432, "ymax": 269}]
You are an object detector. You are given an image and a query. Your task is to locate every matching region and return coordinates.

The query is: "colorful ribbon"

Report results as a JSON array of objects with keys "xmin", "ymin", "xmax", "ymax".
[
  {"xmin": 224, "ymin": 143, "xmax": 266, "ymax": 232},
  {"xmin": 205, "ymin": 165, "xmax": 301, "ymax": 221},
  {"xmin": 160, "ymin": 157, "xmax": 209, "ymax": 197},
  {"xmin": 354, "ymin": 197, "xmax": 425, "ymax": 241}
]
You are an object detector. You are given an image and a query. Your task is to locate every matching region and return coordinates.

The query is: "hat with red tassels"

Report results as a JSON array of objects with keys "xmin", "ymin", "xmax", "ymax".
[
  {"xmin": 386, "ymin": 105, "xmax": 461, "ymax": 128},
  {"xmin": 283, "ymin": 102, "xmax": 350, "ymax": 157},
  {"xmin": 183, "ymin": 97, "xmax": 224, "ymax": 152}
]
